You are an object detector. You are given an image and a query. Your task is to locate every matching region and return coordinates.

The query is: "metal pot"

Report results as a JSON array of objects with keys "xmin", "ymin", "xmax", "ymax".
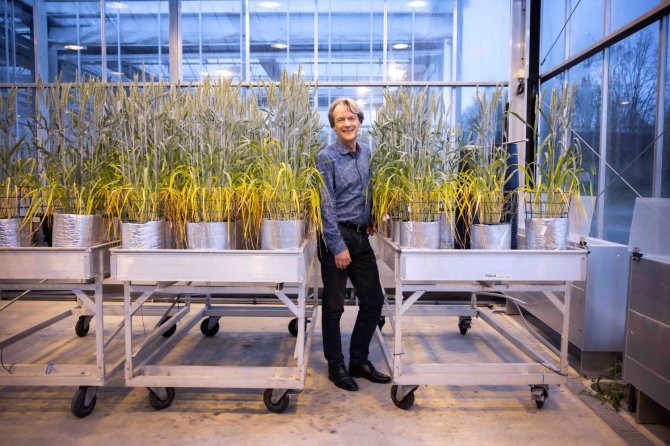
[
  {"xmin": 261, "ymin": 219, "xmax": 305, "ymax": 250},
  {"xmin": 471, "ymin": 223, "xmax": 512, "ymax": 250}
]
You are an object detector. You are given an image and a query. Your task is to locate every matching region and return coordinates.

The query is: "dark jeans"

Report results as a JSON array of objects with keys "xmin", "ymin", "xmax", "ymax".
[{"xmin": 318, "ymin": 226, "xmax": 385, "ymax": 368}]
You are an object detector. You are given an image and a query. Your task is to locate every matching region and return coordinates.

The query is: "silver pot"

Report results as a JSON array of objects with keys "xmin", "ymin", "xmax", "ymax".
[
  {"xmin": 0, "ymin": 218, "xmax": 31, "ymax": 247},
  {"xmin": 261, "ymin": 219, "xmax": 305, "ymax": 250},
  {"xmin": 53, "ymin": 213, "xmax": 101, "ymax": 247},
  {"xmin": 186, "ymin": 221, "xmax": 236, "ymax": 249},
  {"xmin": 400, "ymin": 220, "xmax": 440, "ymax": 249},
  {"xmin": 121, "ymin": 220, "xmax": 166, "ymax": 249},
  {"xmin": 439, "ymin": 212, "xmax": 455, "ymax": 249},
  {"xmin": 525, "ymin": 217, "xmax": 569, "ymax": 250},
  {"xmin": 471, "ymin": 223, "xmax": 511, "ymax": 250}
]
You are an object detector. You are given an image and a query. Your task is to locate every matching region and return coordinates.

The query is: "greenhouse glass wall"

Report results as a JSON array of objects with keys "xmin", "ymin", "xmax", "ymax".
[{"xmin": 1, "ymin": 0, "xmax": 669, "ymax": 243}]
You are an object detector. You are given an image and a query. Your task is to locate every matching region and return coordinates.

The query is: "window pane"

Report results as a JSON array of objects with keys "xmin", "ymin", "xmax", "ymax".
[
  {"xmin": 45, "ymin": 0, "xmax": 103, "ymax": 81},
  {"xmin": 104, "ymin": 0, "xmax": 169, "ymax": 82},
  {"xmin": 570, "ymin": 55, "xmax": 602, "ymax": 237},
  {"xmin": 459, "ymin": 0, "xmax": 509, "ymax": 81},
  {"xmin": 540, "ymin": 0, "xmax": 566, "ymax": 73},
  {"xmin": 458, "ymin": 86, "xmax": 506, "ymax": 145},
  {"xmin": 181, "ymin": 0, "xmax": 242, "ymax": 82},
  {"xmin": 605, "ymin": 25, "xmax": 657, "ymax": 243},
  {"xmin": 539, "ymin": 74, "xmax": 565, "ymax": 144},
  {"xmin": 317, "ymin": 0, "xmax": 384, "ymax": 82},
  {"xmin": 569, "ymin": 0, "xmax": 603, "ymax": 57},
  {"xmin": 250, "ymin": 0, "xmax": 316, "ymax": 81},
  {"xmin": 0, "ymin": 0, "xmax": 34, "ymax": 82},
  {"xmin": 388, "ymin": 0, "xmax": 453, "ymax": 82},
  {"xmin": 570, "ymin": 54, "xmax": 601, "ymax": 198},
  {"xmin": 0, "ymin": 87, "xmax": 35, "ymax": 158},
  {"xmin": 610, "ymin": 0, "xmax": 659, "ymax": 33}
]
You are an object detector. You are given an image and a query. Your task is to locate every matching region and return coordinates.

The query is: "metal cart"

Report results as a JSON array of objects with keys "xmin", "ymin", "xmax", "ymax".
[
  {"xmin": 0, "ymin": 241, "xmax": 123, "ymax": 418},
  {"xmin": 110, "ymin": 236, "xmax": 318, "ymax": 413},
  {"xmin": 375, "ymin": 236, "xmax": 587, "ymax": 410}
]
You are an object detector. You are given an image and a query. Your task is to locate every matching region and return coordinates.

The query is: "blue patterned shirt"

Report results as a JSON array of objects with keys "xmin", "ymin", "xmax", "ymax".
[{"xmin": 316, "ymin": 139, "xmax": 372, "ymax": 255}]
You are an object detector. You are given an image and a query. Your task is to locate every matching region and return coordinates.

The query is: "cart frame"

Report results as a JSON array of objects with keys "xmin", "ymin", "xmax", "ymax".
[
  {"xmin": 110, "ymin": 236, "xmax": 318, "ymax": 413},
  {"xmin": 374, "ymin": 236, "xmax": 588, "ymax": 409},
  {"xmin": 0, "ymin": 241, "xmax": 125, "ymax": 417}
]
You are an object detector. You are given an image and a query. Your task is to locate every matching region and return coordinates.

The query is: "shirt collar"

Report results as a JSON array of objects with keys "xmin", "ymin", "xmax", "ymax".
[{"xmin": 334, "ymin": 139, "xmax": 360, "ymax": 156}]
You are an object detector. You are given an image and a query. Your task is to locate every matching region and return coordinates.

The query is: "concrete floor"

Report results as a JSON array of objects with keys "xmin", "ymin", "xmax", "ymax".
[{"xmin": 2, "ymin": 295, "xmax": 664, "ymax": 446}]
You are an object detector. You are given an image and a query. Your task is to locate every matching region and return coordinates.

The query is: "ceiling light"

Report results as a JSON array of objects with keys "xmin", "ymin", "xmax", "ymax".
[
  {"xmin": 356, "ymin": 87, "xmax": 369, "ymax": 95},
  {"xmin": 64, "ymin": 44, "xmax": 85, "ymax": 51},
  {"xmin": 106, "ymin": 2, "xmax": 128, "ymax": 10},
  {"xmin": 620, "ymin": 100, "xmax": 630, "ymax": 105},
  {"xmin": 271, "ymin": 43, "xmax": 288, "ymax": 49},
  {"xmin": 392, "ymin": 43, "xmax": 410, "ymax": 50},
  {"xmin": 216, "ymin": 69, "xmax": 233, "ymax": 78},
  {"xmin": 406, "ymin": 1, "xmax": 428, "ymax": 7},
  {"xmin": 259, "ymin": 1, "xmax": 281, "ymax": 8},
  {"xmin": 109, "ymin": 70, "xmax": 125, "ymax": 76}
]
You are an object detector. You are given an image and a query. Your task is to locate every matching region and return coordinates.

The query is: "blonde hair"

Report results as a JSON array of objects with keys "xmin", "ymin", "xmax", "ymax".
[{"xmin": 328, "ymin": 97, "xmax": 364, "ymax": 128}]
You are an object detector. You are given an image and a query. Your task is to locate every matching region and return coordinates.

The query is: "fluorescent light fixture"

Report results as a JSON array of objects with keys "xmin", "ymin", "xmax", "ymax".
[
  {"xmin": 356, "ymin": 87, "xmax": 369, "ymax": 95},
  {"xmin": 407, "ymin": 0, "xmax": 428, "ymax": 7},
  {"xmin": 106, "ymin": 2, "xmax": 128, "ymax": 10},
  {"xmin": 259, "ymin": 1, "xmax": 281, "ymax": 8},
  {"xmin": 621, "ymin": 100, "xmax": 630, "ymax": 105},
  {"xmin": 271, "ymin": 43, "xmax": 288, "ymax": 49},
  {"xmin": 109, "ymin": 70, "xmax": 125, "ymax": 76},
  {"xmin": 392, "ymin": 43, "xmax": 410, "ymax": 50},
  {"xmin": 64, "ymin": 44, "xmax": 85, "ymax": 51}
]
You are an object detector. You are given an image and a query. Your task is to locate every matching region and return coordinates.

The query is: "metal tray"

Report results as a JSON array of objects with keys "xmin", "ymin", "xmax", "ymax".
[
  {"xmin": 111, "ymin": 237, "xmax": 315, "ymax": 284},
  {"xmin": 0, "ymin": 241, "xmax": 116, "ymax": 281}
]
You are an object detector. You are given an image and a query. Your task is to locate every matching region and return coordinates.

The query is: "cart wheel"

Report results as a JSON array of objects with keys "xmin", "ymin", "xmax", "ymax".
[
  {"xmin": 288, "ymin": 318, "xmax": 309, "ymax": 337},
  {"xmin": 378, "ymin": 316, "xmax": 386, "ymax": 330},
  {"xmin": 531, "ymin": 385, "xmax": 548, "ymax": 409},
  {"xmin": 390, "ymin": 385, "xmax": 416, "ymax": 410},
  {"xmin": 71, "ymin": 386, "xmax": 96, "ymax": 418},
  {"xmin": 148, "ymin": 387, "xmax": 175, "ymax": 410},
  {"xmin": 458, "ymin": 317, "xmax": 472, "ymax": 335},
  {"xmin": 200, "ymin": 318, "xmax": 220, "ymax": 337},
  {"xmin": 263, "ymin": 388, "xmax": 290, "ymax": 413},
  {"xmin": 75, "ymin": 316, "xmax": 90, "ymax": 337},
  {"xmin": 159, "ymin": 317, "xmax": 176, "ymax": 338}
]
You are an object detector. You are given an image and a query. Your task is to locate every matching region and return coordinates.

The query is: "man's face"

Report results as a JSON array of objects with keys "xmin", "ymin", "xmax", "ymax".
[{"xmin": 332, "ymin": 104, "xmax": 360, "ymax": 146}]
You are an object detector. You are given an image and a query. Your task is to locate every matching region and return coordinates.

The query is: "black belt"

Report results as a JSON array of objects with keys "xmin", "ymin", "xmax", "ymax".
[{"xmin": 339, "ymin": 221, "xmax": 367, "ymax": 233}]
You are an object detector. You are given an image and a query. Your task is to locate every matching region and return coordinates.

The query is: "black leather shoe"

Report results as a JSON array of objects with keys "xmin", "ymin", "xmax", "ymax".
[
  {"xmin": 349, "ymin": 361, "xmax": 391, "ymax": 384},
  {"xmin": 328, "ymin": 364, "xmax": 359, "ymax": 391}
]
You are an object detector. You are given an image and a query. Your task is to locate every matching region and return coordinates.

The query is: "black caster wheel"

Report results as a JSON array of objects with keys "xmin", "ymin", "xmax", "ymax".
[
  {"xmin": 75, "ymin": 316, "xmax": 90, "ymax": 337},
  {"xmin": 531, "ymin": 385, "xmax": 548, "ymax": 409},
  {"xmin": 288, "ymin": 318, "xmax": 309, "ymax": 337},
  {"xmin": 263, "ymin": 388, "xmax": 290, "ymax": 413},
  {"xmin": 458, "ymin": 317, "xmax": 472, "ymax": 335},
  {"xmin": 158, "ymin": 316, "xmax": 176, "ymax": 338},
  {"xmin": 148, "ymin": 387, "xmax": 175, "ymax": 410},
  {"xmin": 71, "ymin": 386, "xmax": 97, "ymax": 418},
  {"xmin": 200, "ymin": 318, "xmax": 220, "ymax": 336},
  {"xmin": 390, "ymin": 385, "xmax": 416, "ymax": 410},
  {"xmin": 378, "ymin": 316, "xmax": 386, "ymax": 330}
]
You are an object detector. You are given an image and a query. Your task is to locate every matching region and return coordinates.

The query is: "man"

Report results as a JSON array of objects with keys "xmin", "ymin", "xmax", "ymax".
[{"xmin": 316, "ymin": 97, "xmax": 391, "ymax": 391}]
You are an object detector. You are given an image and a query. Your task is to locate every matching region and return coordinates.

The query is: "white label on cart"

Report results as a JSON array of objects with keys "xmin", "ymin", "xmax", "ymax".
[{"xmin": 484, "ymin": 273, "xmax": 512, "ymax": 279}]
